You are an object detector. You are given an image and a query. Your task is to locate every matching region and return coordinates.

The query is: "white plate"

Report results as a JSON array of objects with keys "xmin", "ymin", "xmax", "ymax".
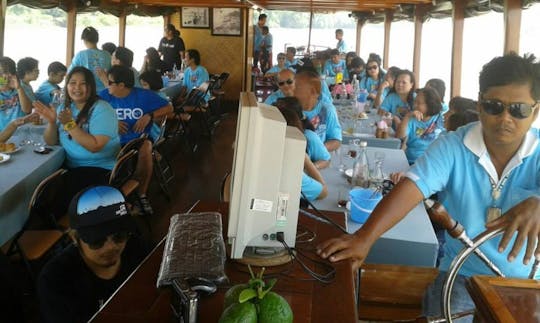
[
  {"xmin": 0, "ymin": 144, "xmax": 21, "ymax": 154},
  {"xmin": 0, "ymin": 153, "xmax": 11, "ymax": 164},
  {"xmin": 344, "ymin": 168, "xmax": 353, "ymax": 178}
]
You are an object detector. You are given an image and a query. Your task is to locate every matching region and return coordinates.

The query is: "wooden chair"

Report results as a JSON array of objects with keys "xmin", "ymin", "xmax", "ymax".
[
  {"xmin": 3, "ymin": 169, "xmax": 69, "ymax": 279},
  {"xmin": 358, "ymin": 263, "xmax": 439, "ymax": 321},
  {"xmin": 109, "ymin": 149, "xmax": 140, "ymax": 198}
]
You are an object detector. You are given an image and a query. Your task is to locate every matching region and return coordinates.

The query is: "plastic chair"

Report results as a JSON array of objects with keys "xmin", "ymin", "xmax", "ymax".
[
  {"xmin": 4, "ymin": 169, "xmax": 69, "ymax": 279},
  {"xmin": 109, "ymin": 149, "xmax": 140, "ymax": 197},
  {"xmin": 152, "ymin": 117, "xmax": 174, "ymax": 200}
]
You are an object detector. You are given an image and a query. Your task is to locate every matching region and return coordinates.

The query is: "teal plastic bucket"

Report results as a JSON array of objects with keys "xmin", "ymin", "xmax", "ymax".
[{"xmin": 349, "ymin": 188, "xmax": 382, "ymax": 223}]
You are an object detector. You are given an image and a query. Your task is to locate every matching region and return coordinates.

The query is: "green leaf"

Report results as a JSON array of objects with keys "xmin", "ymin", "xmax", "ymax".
[
  {"xmin": 239, "ymin": 288, "xmax": 257, "ymax": 303},
  {"xmin": 259, "ymin": 278, "xmax": 277, "ymax": 299}
]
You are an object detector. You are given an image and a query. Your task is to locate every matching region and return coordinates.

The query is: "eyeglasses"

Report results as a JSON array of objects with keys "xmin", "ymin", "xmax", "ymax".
[
  {"xmin": 278, "ymin": 79, "xmax": 294, "ymax": 86},
  {"xmin": 81, "ymin": 232, "xmax": 130, "ymax": 250},
  {"xmin": 367, "ymin": 65, "xmax": 378, "ymax": 71},
  {"xmin": 479, "ymin": 99, "xmax": 538, "ymax": 119}
]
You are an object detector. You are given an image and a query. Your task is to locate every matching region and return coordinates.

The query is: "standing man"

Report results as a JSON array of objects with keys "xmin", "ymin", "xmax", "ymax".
[
  {"xmin": 318, "ymin": 53, "xmax": 540, "ymax": 318},
  {"xmin": 158, "ymin": 24, "xmax": 185, "ymax": 72},
  {"xmin": 100, "ymin": 65, "xmax": 173, "ymax": 215},
  {"xmin": 259, "ymin": 26, "xmax": 273, "ymax": 73},
  {"xmin": 253, "ymin": 13, "xmax": 267, "ymax": 69},
  {"xmin": 335, "ymin": 29, "xmax": 347, "ymax": 54},
  {"xmin": 294, "ymin": 70, "xmax": 342, "ymax": 152},
  {"xmin": 38, "ymin": 186, "xmax": 148, "ymax": 323}
]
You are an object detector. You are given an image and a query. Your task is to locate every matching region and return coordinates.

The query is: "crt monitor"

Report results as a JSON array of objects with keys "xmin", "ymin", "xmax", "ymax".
[{"xmin": 228, "ymin": 92, "xmax": 306, "ymax": 259}]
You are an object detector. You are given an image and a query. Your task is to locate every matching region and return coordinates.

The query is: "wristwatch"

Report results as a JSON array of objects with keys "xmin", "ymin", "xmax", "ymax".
[{"xmin": 63, "ymin": 120, "xmax": 77, "ymax": 131}]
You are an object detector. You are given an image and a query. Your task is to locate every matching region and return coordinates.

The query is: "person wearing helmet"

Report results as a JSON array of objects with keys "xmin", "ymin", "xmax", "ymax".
[{"xmin": 38, "ymin": 186, "xmax": 148, "ymax": 323}]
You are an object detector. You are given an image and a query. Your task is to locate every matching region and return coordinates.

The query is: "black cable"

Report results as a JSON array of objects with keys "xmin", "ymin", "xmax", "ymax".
[
  {"xmin": 300, "ymin": 192, "xmax": 348, "ymax": 234},
  {"xmin": 277, "ymin": 233, "xmax": 335, "ymax": 284}
]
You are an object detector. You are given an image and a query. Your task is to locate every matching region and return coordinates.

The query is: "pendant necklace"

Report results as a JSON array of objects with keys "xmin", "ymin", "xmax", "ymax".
[{"xmin": 487, "ymin": 175, "xmax": 509, "ymax": 223}]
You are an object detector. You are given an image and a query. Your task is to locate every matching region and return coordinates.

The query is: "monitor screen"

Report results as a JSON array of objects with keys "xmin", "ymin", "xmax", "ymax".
[{"xmin": 228, "ymin": 93, "xmax": 306, "ymax": 259}]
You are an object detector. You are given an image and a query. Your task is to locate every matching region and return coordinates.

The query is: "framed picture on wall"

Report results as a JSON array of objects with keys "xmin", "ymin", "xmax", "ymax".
[
  {"xmin": 212, "ymin": 8, "xmax": 242, "ymax": 36},
  {"xmin": 181, "ymin": 7, "xmax": 210, "ymax": 28}
]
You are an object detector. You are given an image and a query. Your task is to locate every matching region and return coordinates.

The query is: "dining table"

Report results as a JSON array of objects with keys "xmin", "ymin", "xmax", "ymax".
[
  {"xmin": 312, "ymin": 146, "xmax": 438, "ymax": 267},
  {"xmin": 333, "ymin": 100, "xmax": 402, "ymax": 149},
  {"xmin": 0, "ymin": 124, "xmax": 65, "ymax": 246}
]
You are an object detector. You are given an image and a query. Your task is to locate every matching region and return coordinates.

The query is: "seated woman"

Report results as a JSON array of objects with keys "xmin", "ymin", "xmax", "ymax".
[
  {"xmin": 140, "ymin": 47, "xmax": 167, "ymax": 75},
  {"xmin": 380, "ymin": 69, "xmax": 416, "ymax": 129},
  {"xmin": 360, "ymin": 54, "xmax": 385, "ymax": 102},
  {"xmin": 264, "ymin": 53, "xmax": 290, "ymax": 79},
  {"xmin": 277, "ymin": 104, "xmax": 328, "ymax": 201},
  {"xmin": 395, "ymin": 87, "xmax": 444, "ymax": 165},
  {"xmin": 0, "ymin": 57, "xmax": 32, "ymax": 132},
  {"xmin": 373, "ymin": 66, "xmax": 400, "ymax": 109},
  {"xmin": 34, "ymin": 66, "xmax": 120, "ymax": 178},
  {"xmin": 275, "ymin": 97, "xmax": 331, "ymax": 169}
]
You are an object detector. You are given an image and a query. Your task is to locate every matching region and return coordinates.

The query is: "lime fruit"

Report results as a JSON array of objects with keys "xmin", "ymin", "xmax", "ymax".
[
  {"xmin": 218, "ymin": 301, "xmax": 257, "ymax": 323},
  {"xmin": 257, "ymin": 291, "xmax": 293, "ymax": 323},
  {"xmin": 223, "ymin": 283, "xmax": 250, "ymax": 309}
]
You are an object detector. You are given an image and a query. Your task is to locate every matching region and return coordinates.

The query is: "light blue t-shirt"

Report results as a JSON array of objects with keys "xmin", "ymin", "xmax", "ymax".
[
  {"xmin": 69, "ymin": 48, "xmax": 112, "ymax": 92},
  {"xmin": 441, "ymin": 102, "xmax": 449, "ymax": 114},
  {"xmin": 57, "ymin": 100, "xmax": 120, "ymax": 170},
  {"xmin": 305, "ymin": 129, "xmax": 331, "ymax": 163},
  {"xmin": 99, "ymin": 87, "xmax": 168, "ymax": 145},
  {"xmin": 360, "ymin": 76, "xmax": 383, "ymax": 98},
  {"xmin": 254, "ymin": 24, "xmax": 264, "ymax": 51},
  {"xmin": 0, "ymin": 89, "xmax": 25, "ymax": 131},
  {"xmin": 302, "ymin": 173, "xmax": 323, "ymax": 201},
  {"xmin": 319, "ymin": 80, "xmax": 332, "ymax": 105},
  {"xmin": 323, "ymin": 60, "xmax": 348, "ymax": 79},
  {"xmin": 20, "ymin": 82, "xmax": 36, "ymax": 102},
  {"xmin": 261, "ymin": 33, "xmax": 273, "ymax": 51},
  {"xmin": 406, "ymin": 122, "xmax": 540, "ymax": 279},
  {"xmin": 265, "ymin": 65, "xmax": 291, "ymax": 76},
  {"xmin": 285, "ymin": 58, "xmax": 299, "ymax": 69},
  {"xmin": 404, "ymin": 114, "xmax": 445, "ymax": 164},
  {"xmin": 381, "ymin": 92, "xmax": 415, "ymax": 119},
  {"xmin": 264, "ymin": 89, "xmax": 285, "ymax": 106},
  {"xmin": 36, "ymin": 80, "xmax": 60, "ymax": 105},
  {"xmin": 336, "ymin": 39, "xmax": 347, "ymax": 53},
  {"xmin": 183, "ymin": 65, "xmax": 210, "ymax": 102},
  {"xmin": 303, "ymin": 100, "xmax": 342, "ymax": 143}
]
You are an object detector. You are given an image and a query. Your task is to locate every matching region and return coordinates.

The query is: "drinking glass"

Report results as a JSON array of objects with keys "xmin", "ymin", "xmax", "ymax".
[
  {"xmin": 332, "ymin": 146, "xmax": 345, "ymax": 172},
  {"xmin": 51, "ymin": 90, "xmax": 64, "ymax": 109},
  {"xmin": 337, "ymin": 188, "xmax": 348, "ymax": 208},
  {"xmin": 370, "ymin": 151, "xmax": 386, "ymax": 187},
  {"xmin": 18, "ymin": 124, "xmax": 33, "ymax": 146}
]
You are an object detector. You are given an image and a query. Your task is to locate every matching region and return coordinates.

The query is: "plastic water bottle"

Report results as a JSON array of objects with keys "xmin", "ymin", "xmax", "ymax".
[
  {"xmin": 172, "ymin": 64, "xmax": 178, "ymax": 80},
  {"xmin": 351, "ymin": 141, "xmax": 370, "ymax": 188},
  {"xmin": 357, "ymin": 88, "xmax": 368, "ymax": 113},
  {"xmin": 352, "ymin": 75, "xmax": 360, "ymax": 98}
]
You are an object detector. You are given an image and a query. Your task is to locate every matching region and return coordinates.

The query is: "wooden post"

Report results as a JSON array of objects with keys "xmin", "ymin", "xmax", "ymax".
[
  {"xmin": 356, "ymin": 19, "xmax": 364, "ymax": 55},
  {"xmin": 307, "ymin": 10, "xmax": 313, "ymax": 53},
  {"xmin": 66, "ymin": 1, "xmax": 77, "ymax": 66},
  {"xmin": 383, "ymin": 10, "xmax": 393, "ymax": 70},
  {"xmin": 0, "ymin": 0, "xmax": 6, "ymax": 57},
  {"xmin": 164, "ymin": 13, "xmax": 171, "ymax": 27},
  {"xmin": 504, "ymin": 0, "xmax": 521, "ymax": 54},
  {"xmin": 244, "ymin": 8, "xmax": 253, "ymax": 92},
  {"xmin": 450, "ymin": 0, "xmax": 465, "ymax": 98},
  {"xmin": 412, "ymin": 5, "xmax": 426, "ymax": 85},
  {"xmin": 119, "ymin": 12, "xmax": 127, "ymax": 47}
]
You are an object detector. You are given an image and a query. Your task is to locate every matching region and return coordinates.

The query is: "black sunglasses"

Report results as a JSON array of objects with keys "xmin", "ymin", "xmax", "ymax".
[
  {"xmin": 278, "ymin": 79, "xmax": 294, "ymax": 86},
  {"xmin": 367, "ymin": 65, "xmax": 378, "ymax": 71},
  {"xmin": 479, "ymin": 99, "xmax": 537, "ymax": 119},
  {"xmin": 80, "ymin": 231, "xmax": 130, "ymax": 250}
]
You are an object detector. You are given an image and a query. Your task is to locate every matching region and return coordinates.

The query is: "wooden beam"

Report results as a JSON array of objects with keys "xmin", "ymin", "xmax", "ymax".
[
  {"xmin": 163, "ymin": 13, "xmax": 171, "ymax": 27},
  {"xmin": 450, "ymin": 0, "xmax": 465, "ymax": 97},
  {"xmin": 356, "ymin": 19, "xmax": 364, "ymax": 55},
  {"xmin": 66, "ymin": 1, "xmax": 77, "ymax": 66},
  {"xmin": 383, "ymin": 10, "xmax": 393, "ymax": 69},
  {"xmin": 412, "ymin": 5, "xmax": 425, "ymax": 84},
  {"xmin": 503, "ymin": 0, "xmax": 521, "ymax": 54},
  {"xmin": 119, "ymin": 12, "xmax": 127, "ymax": 47},
  {"xmin": 0, "ymin": 0, "xmax": 6, "ymax": 57}
]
